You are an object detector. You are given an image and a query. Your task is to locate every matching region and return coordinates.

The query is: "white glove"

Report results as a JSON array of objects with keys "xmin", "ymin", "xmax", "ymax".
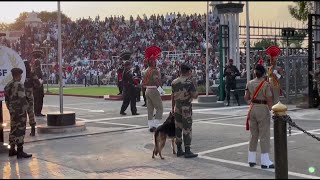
[
  {"xmin": 273, "ymin": 70, "xmax": 281, "ymax": 79},
  {"xmin": 157, "ymin": 86, "xmax": 165, "ymax": 95}
]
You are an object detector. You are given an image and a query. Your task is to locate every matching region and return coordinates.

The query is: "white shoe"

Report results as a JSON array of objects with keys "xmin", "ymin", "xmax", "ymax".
[
  {"xmin": 261, "ymin": 153, "xmax": 274, "ymax": 169},
  {"xmin": 148, "ymin": 120, "xmax": 154, "ymax": 129},
  {"xmin": 248, "ymin": 151, "xmax": 256, "ymax": 166},
  {"xmin": 153, "ymin": 119, "xmax": 161, "ymax": 128}
]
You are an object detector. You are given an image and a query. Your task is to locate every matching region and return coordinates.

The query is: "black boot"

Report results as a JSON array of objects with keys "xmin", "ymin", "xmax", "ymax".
[
  {"xmin": 17, "ymin": 146, "xmax": 32, "ymax": 159},
  {"xmin": 176, "ymin": 144, "xmax": 185, "ymax": 157},
  {"xmin": 8, "ymin": 145, "xmax": 17, "ymax": 157},
  {"xmin": 184, "ymin": 147, "xmax": 198, "ymax": 158},
  {"xmin": 30, "ymin": 126, "xmax": 36, "ymax": 136}
]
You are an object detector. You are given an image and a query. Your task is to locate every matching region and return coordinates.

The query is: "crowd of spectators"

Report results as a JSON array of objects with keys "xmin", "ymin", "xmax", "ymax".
[{"xmin": 1, "ymin": 10, "xmax": 308, "ymax": 87}]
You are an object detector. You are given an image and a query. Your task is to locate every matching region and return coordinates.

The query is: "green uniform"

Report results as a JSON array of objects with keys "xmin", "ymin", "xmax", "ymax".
[
  {"xmin": 5, "ymin": 80, "xmax": 29, "ymax": 147},
  {"xmin": 172, "ymin": 76, "xmax": 197, "ymax": 147}
]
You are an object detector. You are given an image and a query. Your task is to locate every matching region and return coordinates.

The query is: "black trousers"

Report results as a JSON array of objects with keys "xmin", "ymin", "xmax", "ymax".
[
  {"xmin": 120, "ymin": 88, "xmax": 137, "ymax": 114},
  {"xmin": 136, "ymin": 87, "xmax": 141, "ymax": 102},
  {"xmin": 118, "ymin": 81, "xmax": 123, "ymax": 94},
  {"xmin": 226, "ymin": 82, "xmax": 239, "ymax": 104},
  {"xmin": 33, "ymin": 87, "xmax": 44, "ymax": 115},
  {"xmin": 142, "ymin": 87, "xmax": 146, "ymax": 104}
]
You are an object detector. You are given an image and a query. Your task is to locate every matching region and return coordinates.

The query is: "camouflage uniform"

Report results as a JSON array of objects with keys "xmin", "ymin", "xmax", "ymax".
[
  {"xmin": 4, "ymin": 80, "xmax": 29, "ymax": 147},
  {"xmin": 171, "ymin": 76, "xmax": 197, "ymax": 148},
  {"xmin": 24, "ymin": 72, "xmax": 41, "ymax": 127}
]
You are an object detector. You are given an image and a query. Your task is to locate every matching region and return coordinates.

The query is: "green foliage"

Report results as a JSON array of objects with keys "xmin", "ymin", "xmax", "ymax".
[
  {"xmin": 9, "ymin": 12, "xmax": 28, "ymax": 31},
  {"xmin": 0, "ymin": 23, "xmax": 10, "ymax": 31},
  {"xmin": 253, "ymin": 39, "xmax": 279, "ymax": 50},
  {"xmin": 288, "ymin": 1, "xmax": 313, "ymax": 23},
  {"xmin": 196, "ymin": 85, "xmax": 206, "ymax": 93},
  {"xmin": 8, "ymin": 11, "xmax": 71, "ymax": 31},
  {"xmin": 280, "ymin": 30, "xmax": 307, "ymax": 48}
]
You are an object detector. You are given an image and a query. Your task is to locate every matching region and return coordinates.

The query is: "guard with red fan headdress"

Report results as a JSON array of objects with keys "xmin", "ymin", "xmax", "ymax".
[
  {"xmin": 142, "ymin": 46, "xmax": 163, "ymax": 132},
  {"xmin": 266, "ymin": 45, "xmax": 283, "ymax": 105}
]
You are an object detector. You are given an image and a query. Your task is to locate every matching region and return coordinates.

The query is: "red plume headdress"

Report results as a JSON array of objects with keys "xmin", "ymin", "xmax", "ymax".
[
  {"xmin": 266, "ymin": 45, "xmax": 281, "ymax": 59},
  {"xmin": 144, "ymin": 45, "xmax": 162, "ymax": 64}
]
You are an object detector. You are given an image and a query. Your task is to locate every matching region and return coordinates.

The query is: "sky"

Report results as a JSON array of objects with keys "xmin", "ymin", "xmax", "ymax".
[{"xmin": 0, "ymin": 1, "xmax": 303, "ymax": 26}]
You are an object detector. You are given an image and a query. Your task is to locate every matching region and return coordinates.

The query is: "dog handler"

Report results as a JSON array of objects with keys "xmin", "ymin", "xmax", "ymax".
[{"xmin": 171, "ymin": 63, "xmax": 198, "ymax": 158}]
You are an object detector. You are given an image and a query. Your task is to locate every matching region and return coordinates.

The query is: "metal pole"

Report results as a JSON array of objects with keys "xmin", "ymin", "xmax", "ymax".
[
  {"xmin": 245, "ymin": 1, "xmax": 250, "ymax": 82},
  {"xmin": 273, "ymin": 115, "xmax": 288, "ymax": 179},
  {"xmin": 285, "ymin": 37, "xmax": 289, "ymax": 104},
  {"xmin": 46, "ymin": 48, "xmax": 49, "ymax": 93},
  {"xmin": 0, "ymin": 102, "xmax": 4, "ymax": 143},
  {"xmin": 206, "ymin": 1, "xmax": 209, "ymax": 96},
  {"xmin": 219, "ymin": 24, "xmax": 224, "ymax": 101},
  {"xmin": 58, "ymin": 1, "xmax": 63, "ymax": 114},
  {"xmin": 308, "ymin": 14, "xmax": 314, "ymax": 108}
]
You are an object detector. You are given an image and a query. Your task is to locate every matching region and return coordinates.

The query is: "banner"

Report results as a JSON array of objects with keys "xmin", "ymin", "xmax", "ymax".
[{"xmin": 0, "ymin": 46, "xmax": 26, "ymax": 101}]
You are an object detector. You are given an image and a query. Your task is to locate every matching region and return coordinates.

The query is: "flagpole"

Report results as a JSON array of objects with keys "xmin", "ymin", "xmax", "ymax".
[
  {"xmin": 58, "ymin": 1, "xmax": 63, "ymax": 113},
  {"xmin": 245, "ymin": 1, "xmax": 250, "ymax": 82},
  {"xmin": 206, "ymin": 1, "xmax": 209, "ymax": 96}
]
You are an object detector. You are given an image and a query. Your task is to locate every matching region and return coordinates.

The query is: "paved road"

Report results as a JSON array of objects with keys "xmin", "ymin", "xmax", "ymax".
[{"xmin": 1, "ymin": 95, "xmax": 320, "ymax": 179}]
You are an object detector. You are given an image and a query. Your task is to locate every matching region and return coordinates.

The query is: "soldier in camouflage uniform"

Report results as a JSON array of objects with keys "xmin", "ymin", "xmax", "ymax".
[
  {"xmin": 4, "ymin": 68, "xmax": 33, "ymax": 159},
  {"xmin": 171, "ymin": 63, "xmax": 198, "ymax": 158},
  {"xmin": 24, "ymin": 61, "xmax": 41, "ymax": 136}
]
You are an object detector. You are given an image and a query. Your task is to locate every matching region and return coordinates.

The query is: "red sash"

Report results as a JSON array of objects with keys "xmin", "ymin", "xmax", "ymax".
[{"xmin": 246, "ymin": 80, "xmax": 266, "ymax": 131}]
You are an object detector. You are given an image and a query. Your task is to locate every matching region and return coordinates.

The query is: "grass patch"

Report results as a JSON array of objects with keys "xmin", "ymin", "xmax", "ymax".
[{"xmin": 48, "ymin": 86, "xmax": 172, "ymax": 96}]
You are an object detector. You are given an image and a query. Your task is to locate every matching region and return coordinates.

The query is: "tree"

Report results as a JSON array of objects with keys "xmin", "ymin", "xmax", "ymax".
[
  {"xmin": 288, "ymin": 1, "xmax": 313, "ymax": 23},
  {"xmin": 0, "ymin": 23, "xmax": 10, "ymax": 31},
  {"xmin": 8, "ymin": 11, "xmax": 71, "ymax": 31},
  {"xmin": 280, "ymin": 30, "xmax": 307, "ymax": 48},
  {"xmin": 253, "ymin": 39, "xmax": 279, "ymax": 50},
  {"xmin": 9, "ymin": 12, "xmax": 28, "ymax": 30},
  {"xmin": 38, "ymin": 11, "xmax": 71, "ymax": 24}
]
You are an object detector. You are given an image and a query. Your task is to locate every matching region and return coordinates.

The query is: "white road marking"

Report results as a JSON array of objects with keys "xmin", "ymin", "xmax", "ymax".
[
  {"xmin": 197, "ymin": 129, "xmax": 320, "ymax": 156},
  {"xmin": 44, "ymin": 105, "xmax": 104, "ymax": 112},
  {"xmin": 198, "ymin": 155, "xmax": 320, "ymax": 179},
  {"xmin": 90, "ymin": 121, "xmax": 144, "ymax": 128},
  {"xmin": 197, "ymin": 121, "xmax": 246, "ymax": 127},
  {"xmin": 88, "ymin": 110, "xmax": 105, "ymax": 113},
  {"xmin": 63, "ymin": 102, "xmax": 112, "ymax": 106}
]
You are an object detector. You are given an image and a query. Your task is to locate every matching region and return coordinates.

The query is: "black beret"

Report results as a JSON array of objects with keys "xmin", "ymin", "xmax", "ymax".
[
  {"xmin": 119, "ymin": 52, "xmax": 132, "ymax": 61},
  {"xmin": 11, "ymin": 68, "xmax": 23, "ymax": 76},
  {"xmin": 255, "ymin": 64, "xmax": 265, "ymax": 74},
  {"xmin": 180, "ymin": 63, "xmax": 192, "ymax": 71}
]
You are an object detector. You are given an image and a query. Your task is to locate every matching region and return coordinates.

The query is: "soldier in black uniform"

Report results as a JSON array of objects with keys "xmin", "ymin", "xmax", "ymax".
[
  {"xmin": 224, "ymin": 59, "xmax": 241, "ymax": 106},
  {"xmin": 120, "ymin": 52, "xmax": 139, "ymax": 116},
  {"xmin": 33, "ymin": 59, "xmax": 45, "ymax": 117},
  {"xmin": 133, "ymin": 65, "xmax": 142, "ymax": 102},
  {"xmin": 117, "ymin": 63, "xmax": 124, "ymax": 95}
]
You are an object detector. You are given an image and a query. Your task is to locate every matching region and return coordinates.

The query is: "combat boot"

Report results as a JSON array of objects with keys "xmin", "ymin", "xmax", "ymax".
[
  {"xmin": 184, "ymin": 147, "xmax": 198, "ymax": 158},
  {"xmin": 30, "ymin": 126, "xmax": 36, "ymax": 136},
  {"xmin": 8, "ymin": 145, "xmax": 17, "ymax": 157},
  {"xmin": 176, "ymin": 144, "xmax": 185, "ymax": 157},
  {"xmin": 17, "ymin": 146, "xmax": 32, "ymax": 159}
]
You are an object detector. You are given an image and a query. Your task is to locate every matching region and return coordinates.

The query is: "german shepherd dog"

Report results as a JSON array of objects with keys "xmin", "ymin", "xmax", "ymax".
[{"xmin": 152, "ymin": 112, "xmax": 176, "ymax": 159}]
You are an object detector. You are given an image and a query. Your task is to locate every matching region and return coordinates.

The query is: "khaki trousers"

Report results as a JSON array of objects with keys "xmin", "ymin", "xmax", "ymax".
[
  {"xmin": 146, "ymin": 88, "xmax": 163, "ymax": 121},
  {"xmin": 272, "ymin": 86, "xmax": 280, "ymax": 105},
  {"xmin": 249, "ymin": 104, "xmax": 271, "ymax": 153}
]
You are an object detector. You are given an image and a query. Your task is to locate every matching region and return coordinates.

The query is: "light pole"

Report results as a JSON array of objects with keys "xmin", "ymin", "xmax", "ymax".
[{"xmin": 42, "ymin": 38, "xmax": 51, "ymax": 93}]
